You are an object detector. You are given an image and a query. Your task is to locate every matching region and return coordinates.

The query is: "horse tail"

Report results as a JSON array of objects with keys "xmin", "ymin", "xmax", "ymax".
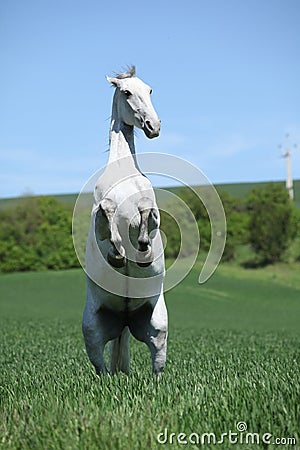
[{"xmin": 110, "ymin": 326, "xmax": 130, "ymax": 374}]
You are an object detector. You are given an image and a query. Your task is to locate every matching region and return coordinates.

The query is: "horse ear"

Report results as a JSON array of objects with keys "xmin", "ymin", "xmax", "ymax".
[{"xmin": 106, "ymin": 76, "xmax": 120, "ymax": 88}]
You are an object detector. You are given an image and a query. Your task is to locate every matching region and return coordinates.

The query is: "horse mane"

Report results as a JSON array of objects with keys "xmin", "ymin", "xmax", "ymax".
[{"xmin": 115, "ymin": 65, "xmax": 136, "ymax": 79}]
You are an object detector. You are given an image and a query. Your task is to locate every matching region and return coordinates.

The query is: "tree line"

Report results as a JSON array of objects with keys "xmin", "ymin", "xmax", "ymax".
[
  {"xmin": 162, "ymin": 182, "xmax": 299, "ymax": 266},
  {"xmin": 0, "ymin": 196, "xmax": 79, "ymax": 272},
  {"xmin": 0, "ymin": 183, "xmax": 299, "ymax": 273}
]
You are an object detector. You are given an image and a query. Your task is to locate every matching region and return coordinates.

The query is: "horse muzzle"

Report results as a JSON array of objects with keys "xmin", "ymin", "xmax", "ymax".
[
  {"xmin": 136, "ymin": 114, "xmax": 161, "ymax": 139},
  {"xmin": 143, "ymin": 120, "xmax": 160, "ymax": 139}
]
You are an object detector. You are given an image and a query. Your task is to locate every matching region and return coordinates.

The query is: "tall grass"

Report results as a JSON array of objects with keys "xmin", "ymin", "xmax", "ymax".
[{"xmin": 0, "ymin": 267, "xmax": 299, "ymax": 449}]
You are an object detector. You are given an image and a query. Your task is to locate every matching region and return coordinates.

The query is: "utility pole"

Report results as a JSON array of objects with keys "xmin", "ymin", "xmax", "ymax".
[
  {"xmin": 284, "ymin": 148, "xmax": 294, "ymax": 201},
  {"xmin": 279, "ymin": 134, "xmax": 296, "ymax": 201}
]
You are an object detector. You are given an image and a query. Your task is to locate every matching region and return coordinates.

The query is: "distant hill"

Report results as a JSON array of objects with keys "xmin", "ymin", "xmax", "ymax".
[
  {"xmin": 216, "ymin": 180, "xmax": 300, "ymax": 208},
  {"xmin": 161, "ymin": 180, "xmax": 300, "ymax": 208},
  {"xmin": 1, "ymin": 180, "xmax": 300, "ymax": 209}
]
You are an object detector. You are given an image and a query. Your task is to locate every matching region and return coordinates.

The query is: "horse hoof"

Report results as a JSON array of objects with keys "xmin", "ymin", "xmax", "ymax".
[
  {"xmin": 137, "ymin": 260, "xmax": 152, "ymax": 268},
  {"xmin": 107, "ymin": 250, "xmax": 125, "ymax": 268},
  {"xmin": 136, "ymin": 249, "xmax": 154, "ymax": 267}
]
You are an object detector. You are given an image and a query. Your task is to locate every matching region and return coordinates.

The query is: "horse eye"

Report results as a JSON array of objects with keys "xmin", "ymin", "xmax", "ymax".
[
  {"xmin": 124, "ymin": 90, "xmax": 132, "ymax": 97},
  {"xmin": 150, "ymin": 89, "xmax": 153, "ymax": 95}
]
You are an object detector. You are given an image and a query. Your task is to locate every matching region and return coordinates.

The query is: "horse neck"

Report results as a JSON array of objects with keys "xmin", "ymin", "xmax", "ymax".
[{"xmin": 108, "ymin": 92, "xmax": 138, "ymax": 170}]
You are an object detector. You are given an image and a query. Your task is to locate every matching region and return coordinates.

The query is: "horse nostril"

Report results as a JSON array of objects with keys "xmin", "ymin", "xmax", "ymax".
[{"xmin": 145, "ymin": 120, "xmax": 154, "ymax": 131}]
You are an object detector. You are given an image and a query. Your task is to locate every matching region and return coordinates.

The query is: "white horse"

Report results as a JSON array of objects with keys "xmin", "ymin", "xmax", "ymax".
[{"xmin": 82, "ymin": 66, "xmax": 168, "ymax": 379}]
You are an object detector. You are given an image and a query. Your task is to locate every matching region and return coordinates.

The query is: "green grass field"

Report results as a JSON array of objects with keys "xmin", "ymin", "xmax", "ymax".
[{"xmin": 0, "ymin": 264, "xmax": 299, "ymax": 449}]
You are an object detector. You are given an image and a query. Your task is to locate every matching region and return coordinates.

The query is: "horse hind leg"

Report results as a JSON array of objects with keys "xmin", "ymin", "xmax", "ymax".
[
  {"xmin": 82, "ymin": 292, "xmax": 125, "ymax": 375},
  {"xmin": 129, "ymin": 295, "xmax": 168, "ymax": 380},
  {"xmin": 82, "ymin": 310, "xmax": 109, "ymax": 375},
  {"xmin": 146, "ymin": 295, "xmax": 168, "ymax": 380}
]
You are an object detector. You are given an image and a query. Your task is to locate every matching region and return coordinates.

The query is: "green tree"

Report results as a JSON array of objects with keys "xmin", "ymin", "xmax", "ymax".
[
  {"xmin": 178, "ymin": 186, "xmax": 249, "ymax": 261},
  {"xmin": 247, "ymin": 183, "xmax": 296, "ymax": 264},
  {"xmin": 159, "ymin": 210, "xmax": 181, "ymax": 259},
  {"xmin": 0, "ymin": 196, "xmax": 79, "ymax": 272},
  {"xmin": 178, "ymin": 186, "xmax": 211, "ymax": 252},
  {"xmin": 217, "ymin": 190, "xmax": 249, "ymax": 261},
  {"xmin": 159, "ymin": 195, "xmax": 198, "ymax": 259}
]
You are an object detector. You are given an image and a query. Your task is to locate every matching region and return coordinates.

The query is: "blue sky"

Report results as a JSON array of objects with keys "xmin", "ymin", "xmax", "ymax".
[{"xmin": 1, "ymin": 0, "xmax": 300, "ymax": 197}]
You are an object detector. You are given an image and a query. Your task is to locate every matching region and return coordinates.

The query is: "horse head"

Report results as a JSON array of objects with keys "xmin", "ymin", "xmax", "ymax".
[{"xmin": 107, "ymin": 66, "xmax": 161, "ymax": 139}]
